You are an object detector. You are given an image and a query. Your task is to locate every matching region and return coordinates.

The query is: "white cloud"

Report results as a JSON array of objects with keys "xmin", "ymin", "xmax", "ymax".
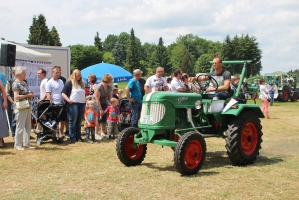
[{"xmin": 0, "ymin": 0, "xmax": 299, "ymax": 74}]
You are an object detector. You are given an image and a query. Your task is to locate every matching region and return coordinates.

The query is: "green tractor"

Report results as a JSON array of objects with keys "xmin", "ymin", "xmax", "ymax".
[
  {"xmin": 264, "ymin": 72, "xmax": 298, "ymax": 102},
  {"xmin": 116, "ymin": 60, "xmax": 264, "ymax": 175}
]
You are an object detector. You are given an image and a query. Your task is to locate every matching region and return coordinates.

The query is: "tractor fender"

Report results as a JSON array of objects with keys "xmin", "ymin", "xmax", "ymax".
[{"xmin": 221, "ymin": 104, "xmax": 264, "ymax": 118}]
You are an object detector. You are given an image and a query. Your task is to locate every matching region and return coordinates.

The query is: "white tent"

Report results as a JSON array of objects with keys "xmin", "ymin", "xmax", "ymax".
[
  {"xmin": 0, "ymin": 39, "xmax": 51, "ymax": 62},
  {"xmin": 0, "ymin": 39, "xmax": 52, "ymax": 96}
]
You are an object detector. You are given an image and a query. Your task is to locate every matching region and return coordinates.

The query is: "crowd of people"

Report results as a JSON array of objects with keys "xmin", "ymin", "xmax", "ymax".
[{"xmin": 0, "ymin": 56, "xmax": 273, "ymax": 150}]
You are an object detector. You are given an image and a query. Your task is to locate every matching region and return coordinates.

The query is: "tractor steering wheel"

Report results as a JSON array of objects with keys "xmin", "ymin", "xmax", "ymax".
[{"xmin": 196, "ymin": 74, "xmax": 219, "ymax": 93}]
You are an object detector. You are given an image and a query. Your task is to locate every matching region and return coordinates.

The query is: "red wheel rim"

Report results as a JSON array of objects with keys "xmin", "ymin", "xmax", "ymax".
[
  {"xmin": 241, "ymin": 122, "xmax": 258, "ymax": 155},
  {"xmin": 124, "ymin": 133, "xmax": 144, "ymax": 160},
  {"xmin": 283, "ymin": 90, "xmax": 288, "ymax": 101},
  {"xmin": 184, "ymin": 140, "xmax": 203, "ymax": 169}
]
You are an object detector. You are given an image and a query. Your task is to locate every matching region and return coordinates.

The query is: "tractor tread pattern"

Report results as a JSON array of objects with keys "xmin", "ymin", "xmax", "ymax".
[{"xmin": 225, "ymin": 111, "xmax": 263, "ymax": 166}]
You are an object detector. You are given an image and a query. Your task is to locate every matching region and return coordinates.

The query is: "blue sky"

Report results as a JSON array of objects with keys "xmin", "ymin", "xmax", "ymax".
[{"xmin": 1, "ymin": 0, "xmax": 299, "ymax": 75}]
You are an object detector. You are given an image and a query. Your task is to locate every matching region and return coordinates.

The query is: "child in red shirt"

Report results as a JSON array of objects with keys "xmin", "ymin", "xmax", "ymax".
[
  {"xmin": 102, "ymin": 98, "xmax": 120, "ymax": 139},
  {"xmin": 84, "ymin": 100, "xmax": 98, "ymax": 143}
]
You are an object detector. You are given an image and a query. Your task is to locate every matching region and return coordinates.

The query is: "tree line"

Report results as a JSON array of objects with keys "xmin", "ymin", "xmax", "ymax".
[{"xmin": 28, "ymin": 14, "xmax": 263, "ymax": 77}]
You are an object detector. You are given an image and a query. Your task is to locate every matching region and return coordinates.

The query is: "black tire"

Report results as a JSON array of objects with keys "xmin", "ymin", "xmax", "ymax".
[
  {"xmin": 174, "ymin": 131, "xmax": 206, "ymax": 175},
  {"xmin": 290, "ymin": 92, "xmax": 298, "ymax": 102},
  {"xmin": 116, "ymin": 127, "xmax": 147, "ymax": 166},
  {"xmin": 281, "ymin": 88, "xmax": 289, "ymax": 102},
  {"xmin": 225, "ymin": 111, "xmax": 263, "ymax": 165}
]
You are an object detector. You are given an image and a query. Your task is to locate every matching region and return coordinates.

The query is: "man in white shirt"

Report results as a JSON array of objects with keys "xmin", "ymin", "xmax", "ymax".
[
  {"xmin": 144, "ymin": 66, "xmax": 169, "ymax": 94},
  {"xmin": 45, "ymin": 66, "xmax": 66, "ymax": 141},
  {"xmin": 37, "ymin": 68, "xmax": 48, "ymax": 100},
  {"xmin": 171, "ymin": 69, "xmax": 186, "ymax": 93}
]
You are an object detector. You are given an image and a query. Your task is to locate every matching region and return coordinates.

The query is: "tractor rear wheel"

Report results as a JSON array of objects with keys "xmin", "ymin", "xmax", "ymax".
[
  {"xmin": 281, "ymin": 88, "xmax": 289, "ymax": 102},
  {"xmin": 290, "ymin": 92, "xmax": 298, "ymax": 102},
  {"xmin": 116, "ymin": 127, "xmax": 147, "ymax": 166},
  {"xmin": 225, "ymin": 111, "xmax": 263, "ymax": 165},
  {"xmin": 174, "ymin": 131, "xmax": 206, "ymax": 175}
]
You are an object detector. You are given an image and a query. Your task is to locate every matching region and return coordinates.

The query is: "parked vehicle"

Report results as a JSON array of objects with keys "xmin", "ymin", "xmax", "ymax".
[
  {"xmin": 116, "ymin": 60, "xmax": 264, "ymax": 175},
  {"xmin": 264, "ymin": 72, "xmax": 298, "ymax": 102}
]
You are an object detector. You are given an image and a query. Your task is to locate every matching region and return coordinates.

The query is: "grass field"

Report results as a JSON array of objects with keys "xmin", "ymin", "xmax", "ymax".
[{"xmin": 1, "ymin": 100, "xmax": 299, "ymax": 199}]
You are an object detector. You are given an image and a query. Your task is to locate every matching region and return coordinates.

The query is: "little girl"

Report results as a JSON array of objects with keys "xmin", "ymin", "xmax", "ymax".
[
  {"xmin": 84, "ymin": 100, "xmax": 98, "ymax": 143},
  {"xmin": 102, "ymin": 98, "xmax": 120, "ymax": 139}
]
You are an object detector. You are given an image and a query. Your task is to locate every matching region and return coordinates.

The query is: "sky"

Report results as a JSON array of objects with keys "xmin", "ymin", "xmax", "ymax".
[{"xmin": 1, "ymin": 0, "xmax": 299, "ymax": 75}]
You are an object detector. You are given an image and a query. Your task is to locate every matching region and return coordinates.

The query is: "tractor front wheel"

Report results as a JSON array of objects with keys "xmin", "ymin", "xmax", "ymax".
[
  {"xmin": 116, "ymin": 127, "xmax": 147, "ymax": 166},
  {"xmin": 225, "ymin": 111, "xmax": 263, "ymax": 165},
  {"xmin": 174, "ymin": 131, "xmax": 206, "ymax": 175}
]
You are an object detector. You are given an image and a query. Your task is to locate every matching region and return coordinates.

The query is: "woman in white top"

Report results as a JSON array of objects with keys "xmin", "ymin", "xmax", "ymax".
[
  {"xmin": 259, "ymin": 79, "xmax": 270, "ymax": 119},
  {"xmin": 62, "ymin": 69, "xmax": 86, "ymax": 144}
]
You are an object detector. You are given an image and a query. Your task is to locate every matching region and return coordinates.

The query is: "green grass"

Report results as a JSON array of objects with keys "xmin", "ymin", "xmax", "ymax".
[{"xmin": 0, "ymin": 100, "xmax": 299, "ymax": 199}]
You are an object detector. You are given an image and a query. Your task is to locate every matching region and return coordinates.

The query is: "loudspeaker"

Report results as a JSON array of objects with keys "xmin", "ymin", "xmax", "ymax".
[{"xmin": 1, "ymin": 43, "xmax": 16, "ymax": 67}]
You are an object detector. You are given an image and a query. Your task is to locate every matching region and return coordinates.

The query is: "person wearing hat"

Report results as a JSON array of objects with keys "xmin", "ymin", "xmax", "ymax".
[
  {"xmin": 268, "ymin": 83, "xmax": 275, "ymax": 106},
  {"xmin": 125, "ymin": 69, "xmax": 143, "ymax": 128}
]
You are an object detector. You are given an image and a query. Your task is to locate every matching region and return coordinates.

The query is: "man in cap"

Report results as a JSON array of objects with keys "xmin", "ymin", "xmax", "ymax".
[{"xmin": 125, "ymin": 69, "xmax": 143, "ymax": 128}]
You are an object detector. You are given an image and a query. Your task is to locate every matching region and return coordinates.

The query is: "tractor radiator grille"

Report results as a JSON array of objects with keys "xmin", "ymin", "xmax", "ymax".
[{"xmin": 140, "ymin": 103, "xmax": 165, "ymax": 125}]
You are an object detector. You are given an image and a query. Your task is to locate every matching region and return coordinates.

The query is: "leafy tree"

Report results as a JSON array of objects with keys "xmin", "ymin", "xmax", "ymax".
[
  {"xmin": 103, "ymin": 34, "xmax": 118, "ymax": 52},
  {"xmin": 94, "ymin": 31, "xmax": 103, "ymax": 51},
  {"xmin": 112, "ymin": 32, "xmax": 130, "ymax": 67},
  {"xmin": 70, "ymin": 44, "xmax": 102, "ymax": 71},
  {"xmin": 28, "ymin": 14, "xmax": 51, "ymax": 45},
  {"xmin": 126, "ymin": 28, "xmax": 141, "ymax": 72},
  {"xmin": 194, "ymin": 54, "xmax": 213, "ymax": 74},
  {"xmin": 153, "ymin": 37, "xmax": 171, "ymax": 75},
  {"xmin": 102, "ymin": 52, "xmax": 115, "ymax": 64},
  {"xmin": 49, "ymin": 26, "xmax": 62, "ymax": 46}
]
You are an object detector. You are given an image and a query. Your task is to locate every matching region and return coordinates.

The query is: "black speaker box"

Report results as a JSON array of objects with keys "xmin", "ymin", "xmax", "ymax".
[{"xmin": 1, "ymin": 43, "xmax": 16, "ymax": 66}]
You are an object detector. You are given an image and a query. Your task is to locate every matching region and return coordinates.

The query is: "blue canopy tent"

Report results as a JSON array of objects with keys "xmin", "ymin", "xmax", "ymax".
[{"xmin": 81, "ymin": 62, "xmax": 132, "ymax": 83}]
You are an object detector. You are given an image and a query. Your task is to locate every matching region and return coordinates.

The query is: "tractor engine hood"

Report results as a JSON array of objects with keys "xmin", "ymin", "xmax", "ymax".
[{"xmin": 143, "ymin": 92, "xmax": 202, "ymax": 108}]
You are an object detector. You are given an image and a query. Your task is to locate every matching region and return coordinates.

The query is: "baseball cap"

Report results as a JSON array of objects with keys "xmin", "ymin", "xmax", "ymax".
[{"xmin": 133, "ymin": 69, "xmax": 143, "ymax": 75}]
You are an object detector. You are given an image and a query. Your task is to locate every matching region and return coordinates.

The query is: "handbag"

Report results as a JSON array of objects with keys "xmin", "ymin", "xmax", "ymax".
[{"xmin": 16, "ymin": 98, "xmax": 30, "ymax": 110}]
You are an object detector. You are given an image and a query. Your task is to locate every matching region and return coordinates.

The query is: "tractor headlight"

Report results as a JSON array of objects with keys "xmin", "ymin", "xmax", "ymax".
[{"xmin": 195, "ymin": 100, "xmax": 202, "ymax": 109}]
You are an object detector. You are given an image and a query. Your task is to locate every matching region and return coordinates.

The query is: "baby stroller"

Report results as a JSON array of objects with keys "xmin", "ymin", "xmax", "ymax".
[
  {"xmin": 118, "ymin": 98, "xmax": 132, "ymax": 131},
  {"xmin": 31, "ymin": 100, "xmax": 65, "ymax": 145}
]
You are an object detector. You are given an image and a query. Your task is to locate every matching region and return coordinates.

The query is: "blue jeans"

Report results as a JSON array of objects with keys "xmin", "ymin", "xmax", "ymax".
[
  {"xmin": 68, "ymin": 103, "xmax": 86, "ymax": 142},
  {"xmin": 269, "ymin": 93, "xmax": 274, "ymax": 106},
  {"xmin": 130, "ymin": 101, "xmax": 142, "ymax": 128},
  {"xmin": 85, "ymin": 127, "xmax": 95, "ymax": 141}
]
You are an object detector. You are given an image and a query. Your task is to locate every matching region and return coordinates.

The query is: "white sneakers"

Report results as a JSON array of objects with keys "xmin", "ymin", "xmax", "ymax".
[{"xmin": 16, "ymin": 146, "xmax": 36, "ymax": 151}]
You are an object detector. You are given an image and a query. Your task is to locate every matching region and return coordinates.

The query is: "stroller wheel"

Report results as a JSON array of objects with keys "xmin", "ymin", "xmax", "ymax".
[{"xmin": 37, "ymin": 139, "xmax": 42, "ymax": 146}]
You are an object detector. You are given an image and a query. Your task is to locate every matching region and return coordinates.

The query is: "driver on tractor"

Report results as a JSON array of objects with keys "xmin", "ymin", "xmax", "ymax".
[{"xmin": 189, "ymin": 56, "xmax": 233, "ymax": 100}]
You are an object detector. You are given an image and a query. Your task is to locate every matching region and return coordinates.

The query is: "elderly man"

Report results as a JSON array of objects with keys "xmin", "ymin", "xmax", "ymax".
[
  {"xmin": 125, "ymin": 69, "xmax": 143, "ymax": 128},
  {"xmin": 144, "ymin": 66, "xmax": 168, "ymax": 93},
  {"xmin": 189, "ymin": 56, "xmax": 232, "ymax": 100}
]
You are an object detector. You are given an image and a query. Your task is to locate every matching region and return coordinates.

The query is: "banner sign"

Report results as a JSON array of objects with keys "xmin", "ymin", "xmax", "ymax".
[{"xmin": 15, "ymin": 60, "xmax": 52, "ymax": 97}]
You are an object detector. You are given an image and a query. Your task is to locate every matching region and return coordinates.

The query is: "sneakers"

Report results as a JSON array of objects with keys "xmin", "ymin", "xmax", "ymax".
[
  {"xmin": 87, "ymin": 140, "xmax": 94, "ymax": 144},
  {"xmin": 213, "ymin": 96, "xmax": 219, "ymax": 100},
  {"xmin": 99, "ymin": 133, "xmax": 107, "ymax": 140},
  {"xmin": 16, "ymin": 146, "xmax": 24, "ymax": 151},
  {"xmin": 24, "ymin": 146, "xmax": 36, "ymax": 149}
]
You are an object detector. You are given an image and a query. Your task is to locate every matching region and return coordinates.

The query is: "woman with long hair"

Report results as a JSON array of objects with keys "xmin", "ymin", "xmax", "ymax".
[
  {"xmin": 95, "ymin": 74, "xmax": 113, "ymax": 139},
  {"xmin": 12, "ymin": 67, "xmax": 35, "ymax": 150},
  {"xmin": 259, "ymin": 79, "xmax": 270, "ymax": 119},
  {"xmin": 62, "ymin": 69, "xmax": 86, "ymax": 144}
]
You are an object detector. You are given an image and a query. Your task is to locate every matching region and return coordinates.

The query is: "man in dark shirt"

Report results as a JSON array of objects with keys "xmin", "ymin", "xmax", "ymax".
[{"xmin": 189, "ymin": 57, "xmax": 232, "ymax": 100}]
